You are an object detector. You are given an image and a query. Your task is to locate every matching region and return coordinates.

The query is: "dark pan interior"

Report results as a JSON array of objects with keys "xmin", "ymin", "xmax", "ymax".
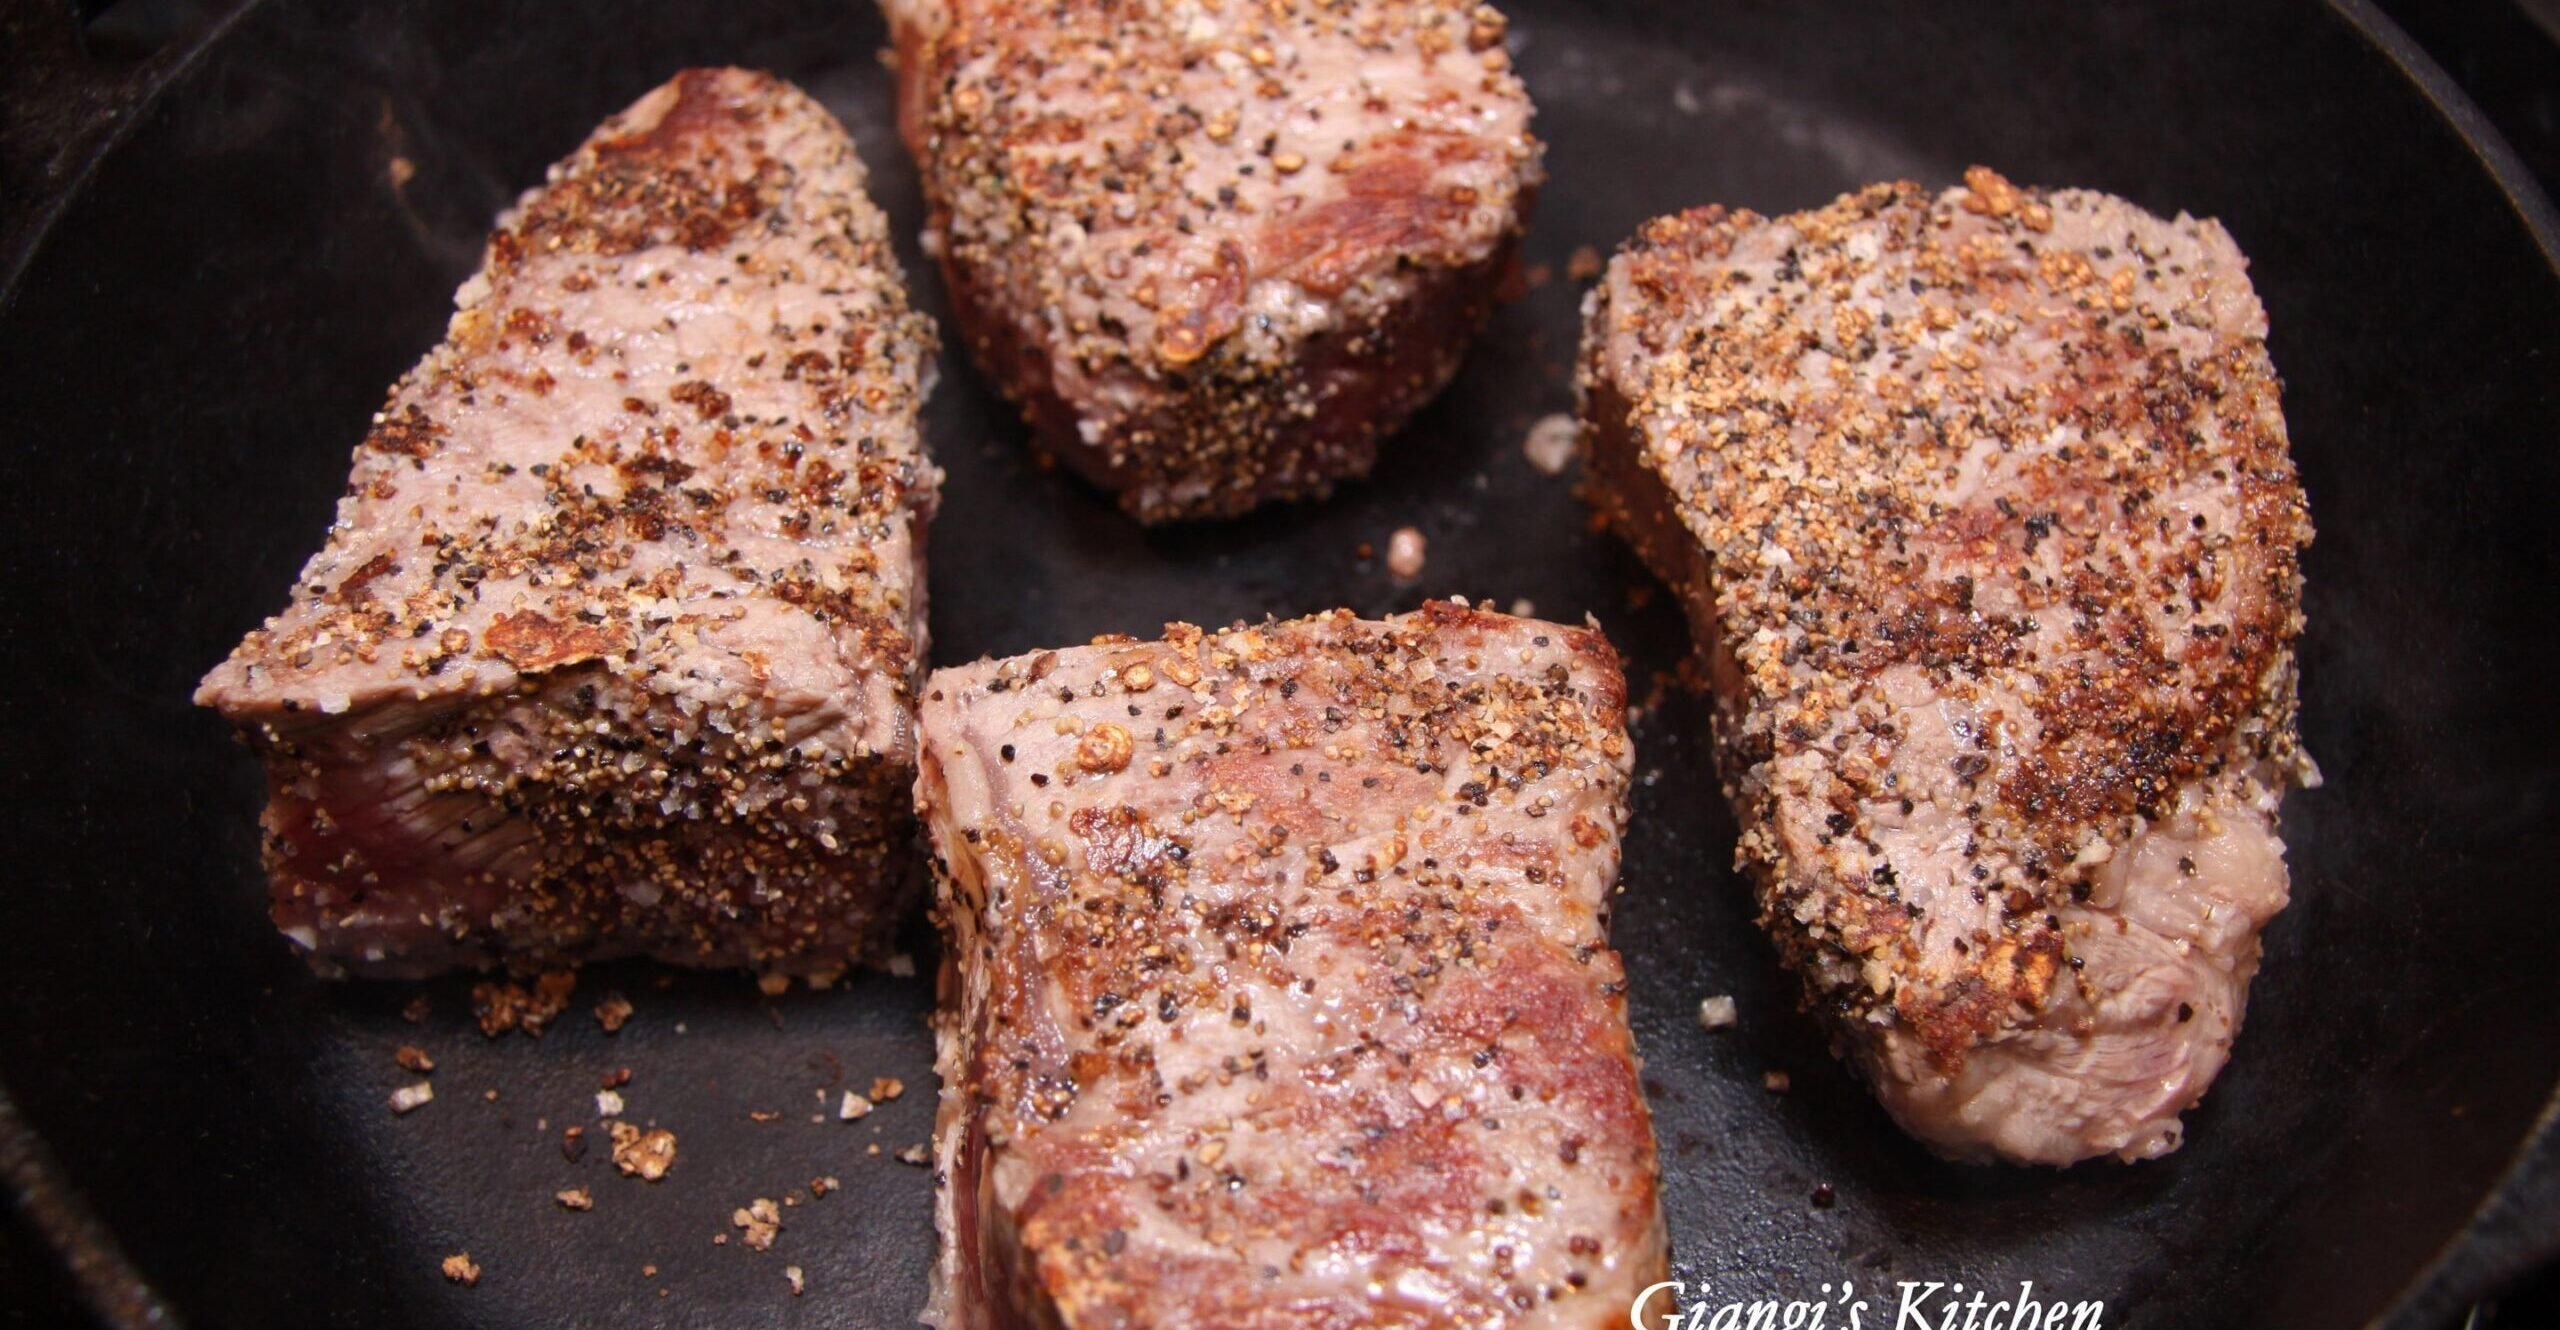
[{"xmin": 4, "ymin": 1, "xmax": 2558, "ymax": 1326}]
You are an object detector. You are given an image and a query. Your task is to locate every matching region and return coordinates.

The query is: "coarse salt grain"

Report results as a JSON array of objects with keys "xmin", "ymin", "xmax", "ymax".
[
  {"xmin": 1522, "ymin": 414, "xmax": 1578, "ymax": 475},
  {"xmin": 1386, "ymin": 527, "xmax": 1426, "ymax": 581}
]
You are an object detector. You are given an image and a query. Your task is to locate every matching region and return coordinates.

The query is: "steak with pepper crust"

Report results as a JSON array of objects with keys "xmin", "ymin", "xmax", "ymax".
[
  {"xmin": 915, "ymin": 603, "xmax": 1666, "ymax": 1326},
  {"xmin": 1580, "ymin": 169, "xmax": 2315, "ymax": 1164},
  {"xmin": 196, "ymin": 70, "xmax": 940, "ymax": 977},
  {"xmin": 886, "ymin": 0, "xmax": 1542, "ymax": 521}
]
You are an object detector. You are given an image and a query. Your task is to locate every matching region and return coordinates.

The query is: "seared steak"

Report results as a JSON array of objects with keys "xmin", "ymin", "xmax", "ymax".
[
  {"xmin": 1580, "ymin": 169, "xmax": 2314, "ymax": 1164},
  {"xmin": 884, "ymin": 0, "xmax": 1541, "ymax": 521},
  {"xmin": 915, "ymin": 604, "xmax": 1666, "ymax": 1326},
  {"xmin": 195, "ymin": 69, "xmax": 940, "ymax": 978}
]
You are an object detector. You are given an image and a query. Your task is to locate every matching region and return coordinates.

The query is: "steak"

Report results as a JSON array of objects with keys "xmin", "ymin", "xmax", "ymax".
[
  {"xmin": 1579, "ymin": 169, "xmax": 2315, "ymax": 1164},
  {"xmin": 914, "ymin": 603, "xmax": 1666, "ymax": 1326},
  {"xmin": 884, "ymin": 0, "xmax": 1541, "ymax": 522},
  {"xmin": 194, "ymin": 69, "xmax": 941, "ymax": 978}
]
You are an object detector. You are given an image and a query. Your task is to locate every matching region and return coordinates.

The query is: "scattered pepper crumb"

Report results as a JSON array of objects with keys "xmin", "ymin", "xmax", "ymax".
[
  {"xmin": 1697, "ymin": 995, "xmax": 1739, "ymax": 1031},
  {"xmin": 732, "ymin": 1197, "xmax": 783, "ymax": 1251},
  {"xmin": 785, "ymin": 1266, "xmax": 806, "ymax": 1296},
  {"xmin": 594, "ymin": 992, "xmax": 633, "ymax": 1033},
  {"xmin": 441, "ymin": 1253, "xmax": 481, "ymax": 1286},
  {"xmin": 556, "ymin": 1187, "xmax": 594, "ymax": 1211},
  {"xmin": 609, "ymin": 1122, "xmax": 678, "ymax": 1181},
  {"xmin": 1762, "ymin": 1070, "xmax": 1792, "ymax": 1094},
  {"xmin": 867, "ymin": 1076, "xmax": 905, "ymax": 1103},
  {"xmin": 810, "ymin": 1176, "xmax": 840, "ymax": 1199},
  {"xmin": 561, "ymin": 1125, "xmax": 588, "ymax": 1162},
  {"xmin": 388, "ymin": 1082, "xmax": 435, "ymax": 1115},
  {"xmin": 401, "ymin": 994, "xmax": 430, "ymax": 1024},
  {"xmin": 596, "ymin": 1089, "xmax": 626, "ymax": 1117},
  {"xmin": 1567, "ymin": 244, "xmax": 1604, "ymax": 281},
  {"xmin": 839, "ymin": 1092, "xmax": 874, "ymax": 1122},
  {"xmin": 894, "ymin": 1143, "xmax": 931, "ymax": 1166},
  {"xmin": 473, "ymin": 970, "xmax": 576, "ymax": 1037},
  {"xmin": 394, "ymin": 1045, "xmax": 435, "ymax": 1074}
]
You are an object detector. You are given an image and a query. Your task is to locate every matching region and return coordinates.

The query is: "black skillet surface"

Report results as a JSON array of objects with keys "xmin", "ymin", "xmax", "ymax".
[{"xmin": 4, "ymin": 1, "xmax": 2559, "ymax": 1326}]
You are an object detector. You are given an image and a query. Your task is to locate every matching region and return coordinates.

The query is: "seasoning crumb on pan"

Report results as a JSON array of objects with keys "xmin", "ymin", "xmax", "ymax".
[
  {"xmin": 440, "ymin": 1253, "xmax": 481, "ymax": 1286},
  {"xmin": 388, "ymin": 1082, "xmax": 434, "ymax": 1115},
  {"xmin": 1763, "ymin": 1071, "xmax": 1793, "ymax": 1094},
  {"xmin": 473, "ymin": 971, "xmax": 576, "ymax": 1038},
  {"xmin": 1811, "ymin": 1183, "xmax": 1837, "ymax": 1209},
  {"xmin": 401, "ymin": 994, "xmax": 430, "ymax": 1024},
  {"xmin": 757, "ymin": 973, "xmax": 791, "ymax": 997},
  {"xmin": 393, "ymin": 1045, "xmax": 434, "ymax": 1073},
  {"xmin": 838, "ymin": 1092, "xmax": 873, "ymax": 1122},
  {"xmin": 556, "ymin": 1187, "xmax": 593, "ymax": 1212},
  {"xmin": 809, "ymin": 1176, "xmax": 839, "ymax": 1199},
  {"xmin": 867, "ymin": 1076, "xmax": 904, "ymax": 1103},
  {"xmin": 1522, "ymin": 413, "xmax": 1579, "ymax": 475},
  {"xmin": 1567, "ymin": 244, "xmax": 1605, "ymax": 281},
  {"xmin": 748, "ymin": 1110, "xmax": 781, "ymax": 1123},
  {"xmin": 596, "ymin": 1089, "xmax": 625, "ymax": 1117},
  {"xmin": 1386, "ymin": 526, "xmax": 1427, "ymax": 581},
  {"xmin": 593, "ymin": 993, "xmax": 633, "ymax": 1034},
  {"xmin": 561, "ymin": 1125, "xmax": 587, "ymax": 1162},
  {"xmin": 1697, "ymin": 995, "xmax": 1739, "ymax": 1031},
  {"xmin": 785, "ymin": 1266, "xmax": 806, "ymax": 1297},
  {"xmin": 732, "ymin": 1197, "xmax": 782, "ymax": 1251},
  {"xmin": 608, "ymin": 1122, "xmax": 678, "ymax": 1181},
  {"xmin": 893, "ymin": 1143, "xmax": 930, "ymax": 1166}
]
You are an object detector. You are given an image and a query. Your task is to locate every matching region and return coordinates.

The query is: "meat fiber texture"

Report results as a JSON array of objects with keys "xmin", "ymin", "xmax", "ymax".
[
  {"xmin": 886, "ymin": 0, "xmax": 1542, "ymax": 522},
  {"xmin": 195, "ymin": 69, "xmax": 941, "ymax": 978},
  {"xmin": 915, "ymin": 603, "xmax": 1667, "ymax": 1327},
  {"xmin": 1579, "ymin": 168, "xmax": 2315, "ymax": 1165}
]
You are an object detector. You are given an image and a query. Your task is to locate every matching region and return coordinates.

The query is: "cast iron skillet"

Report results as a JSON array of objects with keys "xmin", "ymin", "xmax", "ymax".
[{"xmin": 4, "ymin": 1, "xmax": 2557, "ymax": 1326}]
